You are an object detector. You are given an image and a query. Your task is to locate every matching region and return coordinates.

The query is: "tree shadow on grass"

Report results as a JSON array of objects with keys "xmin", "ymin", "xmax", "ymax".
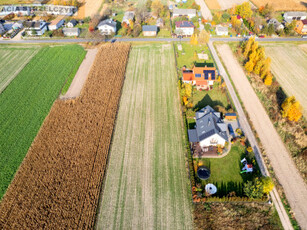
[
  {"xmin": 276, "ymin": 87, "xmax": 287, "ymax": 109},
  {"xmin": 194, "ymin": 94, "xmax": 224, "ymax": 112},
  {"xmin": 213, "ymin": 181, "xmax": 244, "ymax": 197}
]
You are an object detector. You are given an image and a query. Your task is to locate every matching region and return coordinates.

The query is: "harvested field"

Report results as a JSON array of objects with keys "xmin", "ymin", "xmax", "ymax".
[
  {"xmin": 217, "ymin": 0, "xmax": 256, "ymax": 10},
  {"xmin": 262, "ymin": 43, "xmax": 307, "ymax": 117},
  {"xmin": 0, "ymin": 43, "xmax": 131, "ymax": 229},
  {"xmin": 250, "ymin": 0, "xmax": 307, "ymax": 11},
  {"xmin": 204, "ymin": 0, "xmax": 221, "ymax": 10},
  {"xmin": 0, "ymin": 45, "xmax": 86, "ymax": 199},
  {"xmin": 77, "ymin": 0, "xmax": 103, "ymax": 18},
  {"xmin": 96, "ymin": 44, "xmax": 193, "ymax": 229},
  {"xmin": 0, "ymin": 46, "xmax": 39, "ymax": 94}
]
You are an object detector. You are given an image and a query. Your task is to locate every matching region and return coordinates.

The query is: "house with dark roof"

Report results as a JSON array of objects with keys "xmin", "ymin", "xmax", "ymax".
[
  {"xmin": 24, "ymin": 21, "xmax": 47, "ymax": 36},
  {"xmin": 267, "ymin": 18, "xmax": 284, "ymax": 31},
  {"xmin": 188, "ymin": 105, "xmax": 228, "ymax": 149},
  {"xmin": 98, "ymin": 19, "xmax": 117, "ymax": 35},
  {"xmin": 182, "ymin": 63, "xmax": 217, "ymax": 89},
  {"xmin": 175, "ymin": 21, "xmax": 194, "ymax": 36},
  {"xmin": 173, "ymin": 9, "xmax": 196, "ymax": 18},
  {"xmin": 142, "ymin": 25, "xmax": 158, "ymax": 36},
  {"xmin": 67, "ymin": 19, "xmax": 78, "ymax": 28}
]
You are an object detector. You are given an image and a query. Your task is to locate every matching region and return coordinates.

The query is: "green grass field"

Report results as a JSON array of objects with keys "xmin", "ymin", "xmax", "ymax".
[
  {"xmin": 0, "ymin": 46, "xmax": 40, "ymax": 94},
  {"xmin": 0, "ymin": 45, "xmax": 86, "ymax": 199},
  {"xmin": 96, "ymin": 44, "xmax": 193, "ymax": 229}
]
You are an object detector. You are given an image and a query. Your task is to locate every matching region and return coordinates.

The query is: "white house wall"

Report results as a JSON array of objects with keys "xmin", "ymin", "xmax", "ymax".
[{"xmin": 199, "ymin": 133, "xmax": 226, "ymax": 147}]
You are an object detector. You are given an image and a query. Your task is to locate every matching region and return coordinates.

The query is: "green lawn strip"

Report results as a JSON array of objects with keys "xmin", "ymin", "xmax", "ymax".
[
  {"xmin": 0, "ymin": 45, "xmax": 86, "ymax": 199},
  {"xmin": 60, "ymin": 50, "xmax": 87, "ymax": 94}
]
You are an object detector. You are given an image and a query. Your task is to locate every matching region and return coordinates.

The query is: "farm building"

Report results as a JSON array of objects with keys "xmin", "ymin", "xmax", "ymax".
[
  {"xmin": 188, "ymin": 105, "xmax": 228, "ymax": 148},
  {"xmin": 67, "ymin": 19, "xmax": 78, "ymax": 28},
  {"xmin": 225, "ymin": 113, "xmax": 237, "ymax": 120},
  {"xmin": 156, "ymin": 18, "xmax": 164, "ymax": 27},
  {"xmin": 175, "ymin": 21, "xmax": 194, "ymax": 36},
  {"xmin": 49, "ymin": 16, "xmax": 65, "ymax": 31},
  {"xmin": 142, "ymin": 25, "xmax": 157, "ymax": 36},
  {"xmin": 98, "ymin": 19, "xmax": 117, "ymax": 35},
  {"xmin": 267, "ymin": 18, "xmax": 284, "ymax": 31},
  {"xmin": 0, "ymin": 23, "xmax": 5, "ymax": 35},
  {"xmin": 216, "ymin": 25, "xmax": 228, "ymax": 36},
  {"xmin": 294, "ymin": 20, "xmax": 307, "ymax": 35},
  {"xmin": 182, "ymin": 63, "xmax": 217, "ymax": 89},
  {"xmin": 283, "ymin": 11, "xmax": 307, "ymax": 23},
  {"xmin": 173, "ymin": 9, "xmax": 196, "ymax": 18},
  {"xmin": 24, "ymin": 21, "xmax": 48, "ymax": 36},
  {"xmin": 122, "ymin": 11, "xmax": 135, "ymax": 25},
  {"xmin": 63, "ymin": 27, "xmax": 80, "ymax": 37}
]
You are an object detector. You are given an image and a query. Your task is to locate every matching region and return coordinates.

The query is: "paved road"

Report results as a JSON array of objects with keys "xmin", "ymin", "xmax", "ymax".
[
  {"xmin": 207, "ymin": 41, "xmax": 294, "ymax": 230},
  {"xmin": 0, "ymin": 37, "xmax": 306, "ymax": 44}
]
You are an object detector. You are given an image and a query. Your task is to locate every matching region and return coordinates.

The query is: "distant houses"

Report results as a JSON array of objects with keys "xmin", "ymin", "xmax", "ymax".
[
  {"xmin": 175, "ymin": 21, "xmax": 194, "ymax": 37},
  {"xmin": 283, "ymin": 11, "xmax": 307, "ymax": 23},
  {"xmin": 49, "ymin": 16, "xmax": 65, "ymax": 31},
  {"xmin": 122, "ymin": 11, "xmax": 135, "ymax": 25},
  {"xmin": 182, "ymin": 63, "xmax": 217, "ymax": 90},
  {"xmin": 67, "ymin": 19, "xmax": 78, "ymax": 28},
  {"xmin": 24, "ymin": 21, "xmax": 47, "ymax": 36},
  {"xmin": 188, "ymin": 105, "xmax": 228, "ymax": 149},
  {"xmin": 63, "ymin": 27, "xmax": 80, "ymax": 37},
  {"xmin": 216, "ymin": 25, "xmax": 228, "ymax": 36},
  {"xmin": 0, "ymin": 23, "xmax": 5, "ymax": 35},
  {"xmin": 98, "ymin": 19, "xmax": 117, "ymax": 35},
  {"xmin": 294, "ymin": 19, "xmax": 307, "ymax": 35},
  {"xmin": 267, "ymin": 18, "xmax": 284, "ymax": 31},
  {"xmin": 142, "ymin": 25, "xmax": 157, "ymax": 36},
  {"xmin": 173, "ymin": 9, "xmax": 196, "ymax": 18}
]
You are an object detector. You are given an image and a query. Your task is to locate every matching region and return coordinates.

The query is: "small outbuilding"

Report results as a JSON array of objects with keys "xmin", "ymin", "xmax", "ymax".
[
  {"xmin": 142, "ymin": 25, "xmax": 158, "ymax": 36},
  {"xmin": 63, "ymin": 27, "xmax": 80, "ymax": 37},
  {"xmin": 216, "ymin": 25, "xmax": 228, "ymax": 36},
  {"xmin": 67, "ymin": 19, "xmax": 78, "ymax": 28},
  {"xmin": 225, "ymin": 113, "xmax": 237, "ymax": 120}
]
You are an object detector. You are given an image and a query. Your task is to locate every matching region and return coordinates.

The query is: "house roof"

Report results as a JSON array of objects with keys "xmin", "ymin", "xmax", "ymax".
[
  {"xmin": 284, "ymin": 11, "xmax": 307, "ymax": 17},
  {"xmin": 182, "ymin": 71, "xmax": 194, "ymax": 81},
  {"xmin": 63, "ymin": 27, "xmax": 79, "ymax": 33},
  {"xmin": 194, "ymin": 105, "xmax": 228, "ymax": 142},
  {"xmin": 122, "ymin": 11, "xmax": 135, "ymax": 22},
  {"xmin": 69, "ymin": 19, "xmax": 78, "ymax": 26},
  {"xmin": 302, "ymin": 19, "xmax": 307, "ymax": 25},
  {"xmin": 175, "ymin": 21, "xmax": 194, "ymax": 28},
  {"xmin": 142, "ymin": 25, "xmax": 157, "ymax": 32},
  {"xmin": 173, "ymin": 9, "xmax": 196, "ymax": 16},
  {"xmin": 24, "ymin": 21, "xmax": 46, "ymax": 29},
  {"xmin": 50, "ymin": 16, "xmax": 65, "ymax": 26},
  {"xmin": 216, "ymin": 25, "xmax": 228, "ymax": 32},
  {"xmin": 195, "ymin": 80, "xmax": 208, "ymax": 86},
  {"xmin": 98, "ymin": 19, "xmax": 116, "ymax": 28},
  {"xmin": 188, "ymin": 129, "xmax": 198, "ymax": 142}
]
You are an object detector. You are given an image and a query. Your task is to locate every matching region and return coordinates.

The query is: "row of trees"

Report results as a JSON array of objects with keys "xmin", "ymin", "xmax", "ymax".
[
  {"xmin": 243, "ymin": 177, "xmax": 274, "ymax": 199},
  {"xmin": 242, "ymin": 37, "xmax": 273, "ymax": 85}
]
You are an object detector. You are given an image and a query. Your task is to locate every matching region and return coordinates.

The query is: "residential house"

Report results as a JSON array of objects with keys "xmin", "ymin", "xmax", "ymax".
[
  {"xmin": 97, "ymin": 19, "xmax": 117, "ymax": 35},
  {"xmin": 216, "ymin": 25, "xmax": 228, "ymax": 36},
  {"xmin": 156, "ymin": 18, "xmax": 164, "ymax": 27},
  {"xmin": 173, "ymin": 9, "xmax": 196, "ymax": 18},
  {"xmin": 182, "ymin": 63, "xmax": 217, "ymax": 89},
  {"xmin": 188, "ymin": 105, "xmax": 228, "ymax": 149},
  {"xmin": 283, "ymin": 11, "xmax": 307, "ymax": 23},
  {"xmin": 63, "ymin": 27, "xmax": 80, "ymax": 36},
  {"xmin": 175, "ymin": 21, "xmax": 194, "ymax": 37},
  {"xmin": 142, "ymin": 25, "xmax": 157, "ymax": 36},
  {"xmin": 24, "ymin": 21, "xmax": 47, "ymax": 35},
  {"xmin": 0, "ymin": 23, "xmax": 6, "ymax": 35},
  {"xmin": 122, "ymin": 11, "xmax": 135, "ymax": 25},
  {"xmin": 67, "ymin": 19, "xmax": 78, "ymax": 28},
  {"xmin": 49, "ymin": 16, "xmax": 65, "ymax": 31},
  {"xmin": 294, "ymin": 19, "xmax": 307, "ymax": 35},
  {"xmin": 12, "ymin": 21, "xmax": 24, "ymax": 30},
  {"xmin": 267, "ymin": 18, "xmax": 284, "ymax": 31}
]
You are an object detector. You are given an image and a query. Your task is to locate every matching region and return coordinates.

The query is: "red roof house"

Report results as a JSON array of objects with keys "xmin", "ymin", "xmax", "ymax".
[{"xmin": 182, "ymin": 63, "xmax": 217, "ymax": 89}]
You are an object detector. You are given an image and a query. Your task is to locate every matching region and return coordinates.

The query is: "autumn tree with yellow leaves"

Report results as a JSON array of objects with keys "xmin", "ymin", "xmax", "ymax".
[
  {"xmin": 190, "ymin": 33, "xmax": 198, "ymax": 45},
  {"xmin": 281, "ymin": 96, "xmax": 302, "ymax": 122}
]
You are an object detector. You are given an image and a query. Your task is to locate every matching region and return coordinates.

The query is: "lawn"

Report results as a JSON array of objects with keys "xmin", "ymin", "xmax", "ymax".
[
  {"xmin": 0, "ymin": 45, "xmax": 86, "ymax": 199},
  {"xmin": 0, "ymin": 46, "xmax": 40, "ymax": 94},
  {"xmin": 175, "ymin": 42, "xmax": 214, "ymax": 69},
  {"xmin": 96, "ymin": 44, "xmax": 193, "ymax": 229},
  {"xmin": 199, "ymin": 142, "xmax": 259, "ymax": 196}
]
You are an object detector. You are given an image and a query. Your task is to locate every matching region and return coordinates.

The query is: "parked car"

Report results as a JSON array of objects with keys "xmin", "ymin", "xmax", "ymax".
[{"xmin": 228, "ymin": 124, "xmax": 235, "ymax": 136}]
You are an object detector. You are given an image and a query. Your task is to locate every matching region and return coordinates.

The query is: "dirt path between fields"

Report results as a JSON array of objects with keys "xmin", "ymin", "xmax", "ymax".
[
  {"xmin": 195, "ymin": 0, "xmax": 212, "ymax": 20},
  {"xmin": 61, "ymin": 48, "xmax": 98, "ymax": 99},
  {"xmin": 216, "ymin": 44, "xmax": 307, "ymax": 229}
]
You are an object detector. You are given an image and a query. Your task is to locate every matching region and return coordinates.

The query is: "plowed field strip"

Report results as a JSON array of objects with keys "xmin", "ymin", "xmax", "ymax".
[
  {"xmin": 0, "ymin": 43, "xmax": 131, "ymax": 229},
  {"xmin": 96, "ymin": 44, "xmax": 193, "ymax": 230}
]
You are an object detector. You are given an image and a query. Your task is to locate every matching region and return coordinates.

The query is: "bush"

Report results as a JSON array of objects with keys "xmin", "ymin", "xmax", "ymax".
[{"xmin": 243, "ymin": 178, "xmax": 264, "ymax": 199}]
